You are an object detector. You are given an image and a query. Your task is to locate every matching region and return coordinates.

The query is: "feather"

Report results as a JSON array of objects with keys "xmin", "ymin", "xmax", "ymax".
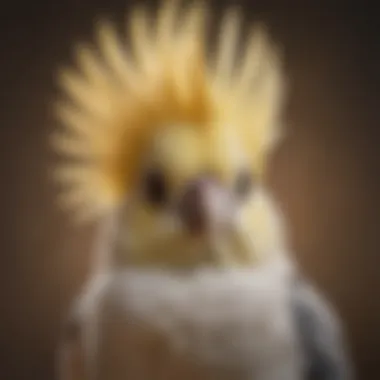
[{"xmin": 51, "ymin": 0, "xmax": 284, "ymax": 223}]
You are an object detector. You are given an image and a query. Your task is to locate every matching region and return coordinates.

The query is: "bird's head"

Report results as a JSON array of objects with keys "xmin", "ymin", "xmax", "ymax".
[
  {"xmin": 117, "ymin": 122, "xmax": 286, "ymax": 267},
  {"xmin": 52, "ymin": 0, "xmax": 286, "ymax": 268}
]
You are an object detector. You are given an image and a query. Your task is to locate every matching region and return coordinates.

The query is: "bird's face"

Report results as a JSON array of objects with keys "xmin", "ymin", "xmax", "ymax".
[{"xmin": 115, "ymin": 124, "xmax": 285, "ymax": 268}]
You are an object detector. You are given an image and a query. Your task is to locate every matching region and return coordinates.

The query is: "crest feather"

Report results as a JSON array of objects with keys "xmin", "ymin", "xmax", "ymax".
[{"xmin": 52, "ymin": 0, "xmax": 284, "ymax": 223}]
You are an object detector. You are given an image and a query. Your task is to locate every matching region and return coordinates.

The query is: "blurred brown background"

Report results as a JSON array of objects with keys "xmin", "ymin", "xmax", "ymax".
[{"xmin": 1, "ymin": 0, "xmax": 379, "ymax": 379}]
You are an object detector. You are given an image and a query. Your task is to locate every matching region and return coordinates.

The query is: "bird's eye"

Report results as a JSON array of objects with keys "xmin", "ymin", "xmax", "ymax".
[
  {"xmin": 141, "ymin": 168, "xmax": 168, "ymax": 206},
  {"xmin": 235, "ymin": 170, "xmax": 254, "ymax": 199}
]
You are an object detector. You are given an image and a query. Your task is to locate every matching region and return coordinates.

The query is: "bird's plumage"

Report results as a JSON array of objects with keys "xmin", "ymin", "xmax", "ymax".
[
  {"xmin": 65, "ymin": 259, "xmax": 351, "ymax": 380},
  {"xmin": 52, "ymin": 0, "xmax": 284, "ymax": 224},
  {"xmin": 51, "ymin": 1, "xmax": 353, "ymax": 379}
]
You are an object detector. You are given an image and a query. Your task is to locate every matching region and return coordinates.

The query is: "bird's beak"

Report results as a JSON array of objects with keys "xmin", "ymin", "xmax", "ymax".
[{"xmin": 177, "ymin": 178, "xmax": 235, "ymax": 236}]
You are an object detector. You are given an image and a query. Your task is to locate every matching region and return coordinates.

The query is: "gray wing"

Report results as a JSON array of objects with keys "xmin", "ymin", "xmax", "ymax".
[{"xmin": 291, "ymin": 276, "xmax": 353, "ymax": 380}]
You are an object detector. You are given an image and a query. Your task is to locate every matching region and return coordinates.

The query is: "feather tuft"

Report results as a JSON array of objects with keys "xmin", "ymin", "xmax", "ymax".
[{"xmin": 52, "ymin": 0, "xmax": 284, "ymax": 223}]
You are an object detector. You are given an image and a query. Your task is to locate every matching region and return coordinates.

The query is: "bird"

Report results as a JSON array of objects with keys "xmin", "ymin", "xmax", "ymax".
[{"xmin": 51, "ymin": 0, "xmax": 353, "ymax": 379}]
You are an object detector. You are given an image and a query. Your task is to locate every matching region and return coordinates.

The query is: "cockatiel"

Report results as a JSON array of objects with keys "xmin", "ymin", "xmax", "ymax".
[{"xmin": 52, "ymin": 0, "xmax": 353, "ymax": 379}]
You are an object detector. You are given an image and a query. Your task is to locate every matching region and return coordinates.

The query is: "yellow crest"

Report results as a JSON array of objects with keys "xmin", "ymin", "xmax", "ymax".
[{"xmin": 52, "ymin": 0, "xmax": 284, "ymax": 223}]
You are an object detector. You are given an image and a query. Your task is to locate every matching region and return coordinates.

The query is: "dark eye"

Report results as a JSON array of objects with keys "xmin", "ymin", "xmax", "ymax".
[
  {"xmin": 141, "ymin": 168, "xmax": 168, "ymax": 206},
  {"xmin": 235, "ymin": 170, "xmax": 254, "ymax": 199}
]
